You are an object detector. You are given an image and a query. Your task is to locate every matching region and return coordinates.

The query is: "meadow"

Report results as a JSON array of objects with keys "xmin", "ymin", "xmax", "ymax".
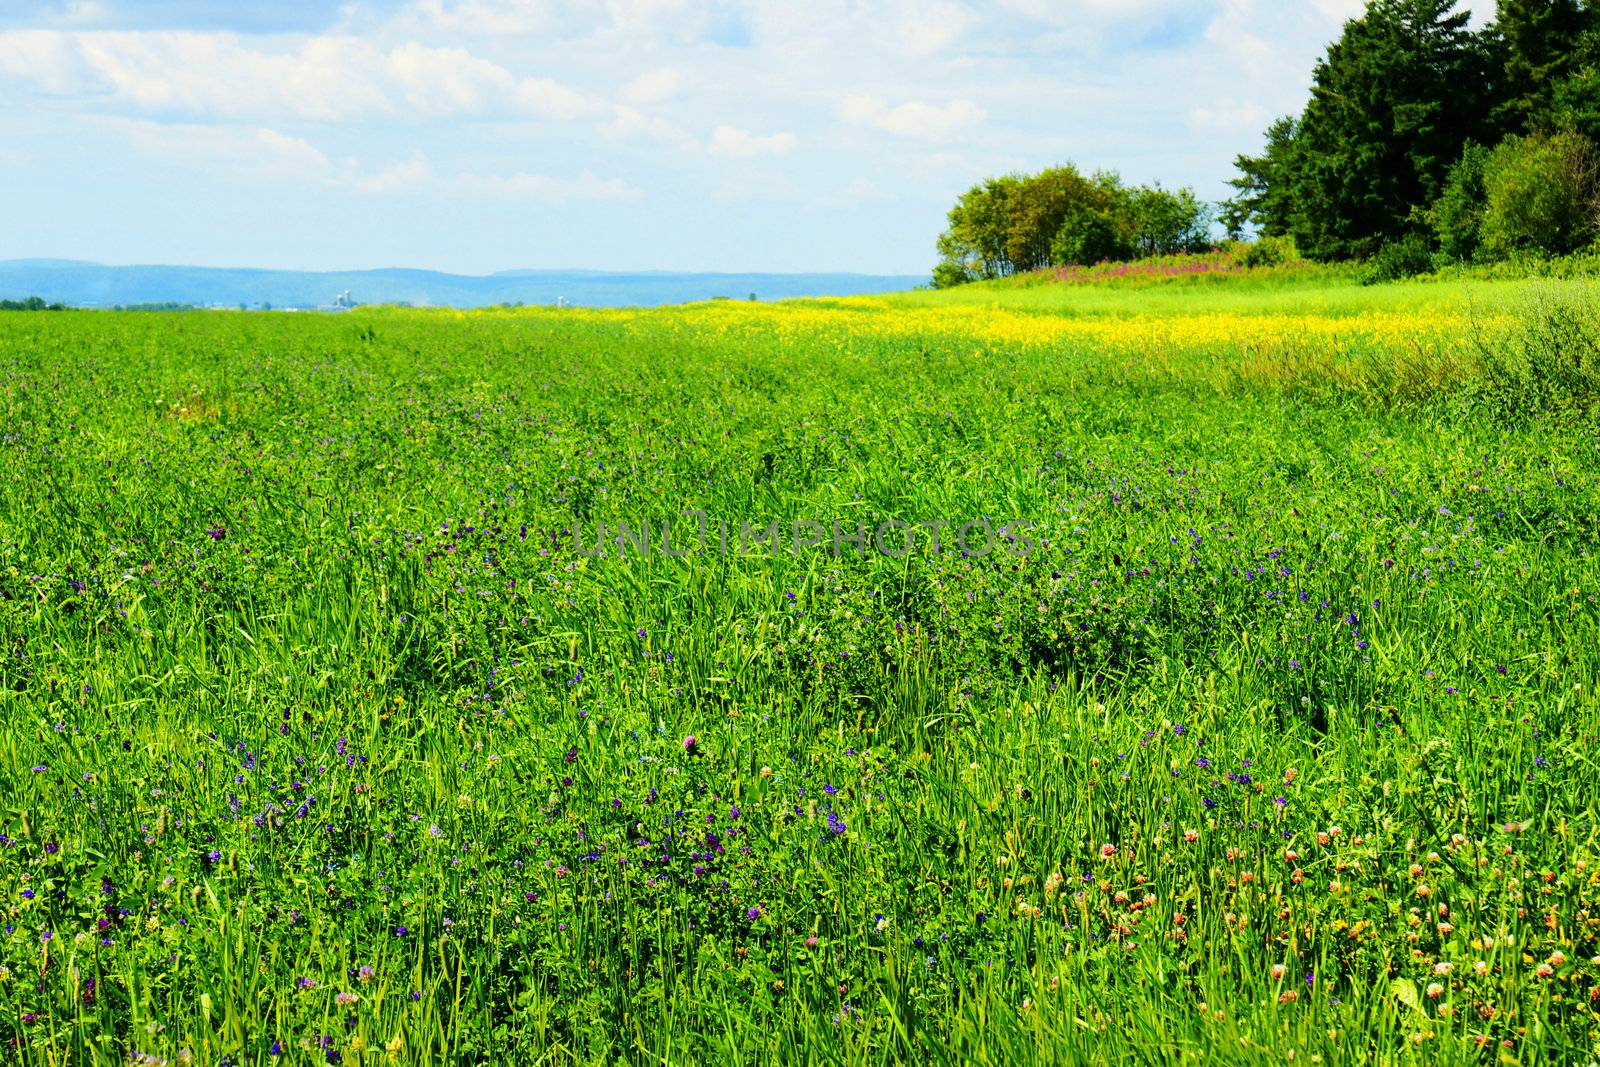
[{"xmin": 1, "ymin": 263, "xmax": 1598, "ymax": 1064}]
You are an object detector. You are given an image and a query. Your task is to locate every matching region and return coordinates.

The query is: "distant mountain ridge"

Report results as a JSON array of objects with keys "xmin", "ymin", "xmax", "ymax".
[{"xmin": 0, "ymin": 259, "xmax": 923, "ymax": 309}]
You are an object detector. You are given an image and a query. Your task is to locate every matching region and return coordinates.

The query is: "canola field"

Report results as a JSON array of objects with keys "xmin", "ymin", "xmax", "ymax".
[{"xmin": 1, "ymin": 269, "xmax": 1598, "ymax": 1064}]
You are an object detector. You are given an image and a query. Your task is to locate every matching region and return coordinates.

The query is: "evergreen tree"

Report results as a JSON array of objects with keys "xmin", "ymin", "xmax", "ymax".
[
  {"xmin": 1283, "ymin": 0, "xmax": 1489, "ymax": 260},
  {"xmin": 1491, "ymin": 0, "xmax": 1596, "ymax": 132},
  {"xmin": 1220, "ymin": 116, "xmax": 1300, "ymax": 238}
]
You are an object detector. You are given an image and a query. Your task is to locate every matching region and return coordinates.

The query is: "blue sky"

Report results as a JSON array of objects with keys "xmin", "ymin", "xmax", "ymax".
[{"xmin": 0, "ymin": 0, "xmax": 1453, "ymax": 274}]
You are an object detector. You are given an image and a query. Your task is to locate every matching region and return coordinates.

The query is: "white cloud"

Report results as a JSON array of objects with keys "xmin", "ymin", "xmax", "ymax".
[
  {"xmin": 708, "ymin": 124, "xmax": 797, "ymax": 156},
  {"xmin": 601, "ymin": 104, "xmax": 697, "ymax": 149},
  {"xmin": 1310, "ymin": 0, "xmax": 1366, "ymax": 20},
  {"xmin": 838, "ymin": 95, "xmax": 985, "ymax": 140},
  {"xmin": 354, "ymin": 156, "xmax": 433, "ymax": 193},
  {"xmin": 400, "ymin": 0, "xmax": 569, "ymax": 35},
  {"xmin": 396, "ymin": 0, "xmax": 694, "ymax": 37},
  {"xmin": 619, "ymin": 67, "xmax": 681, "ymax": 104},
  {"xmin": 518, "ymin": 76, "xmax": 606, "ymax": 119},
  {"xmin": 354, "ymin": 156, "xmax": 640, "ymax": 199},
  {"xmin": 1188, "ymin": 101, "xmax": 1269, "ymax": 134},
  {"xmin": 0, "ymin": 29, "xmax": 91, "ymax": 93},
  {"xmin": 112, "ymin": 119, "xmax": 335, "ymax": 179},
  {"xmin": 0, "ymin": 30, "xmax": 602, "ymax": 122},
  {"xmin": 457, "ymin": 169, "xmax": 641, "ymax": 198}
]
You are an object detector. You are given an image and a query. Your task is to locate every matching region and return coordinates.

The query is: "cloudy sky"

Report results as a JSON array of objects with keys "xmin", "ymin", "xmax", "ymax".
[{"xmin": 0, "ymin": 0, "xmax": 1413, "ymax": 274}]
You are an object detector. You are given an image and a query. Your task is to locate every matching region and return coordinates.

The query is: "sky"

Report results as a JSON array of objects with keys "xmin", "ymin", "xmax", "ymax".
[{"xmin": 0, "ymin": 0, "xmax": 1473, "ymax": 275}]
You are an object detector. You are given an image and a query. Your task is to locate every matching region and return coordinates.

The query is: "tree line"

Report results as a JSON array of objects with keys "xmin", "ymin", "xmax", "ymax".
[
  {"xmin": 0, "ymin": 296, "xmax": 66, "ymax": 311},
  {"xmin": 934, "ymin": 0, "xmax": 1600, "ymax": 287},
  {"xmin": 933, "ymin": 168, "xmax": 1213, "ymax": 287}
]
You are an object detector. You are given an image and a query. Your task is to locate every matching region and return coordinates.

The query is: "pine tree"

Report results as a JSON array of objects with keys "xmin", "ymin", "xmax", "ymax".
[
  {"xmin": 1284, "ymin": 0, "xmax": 1490, "ymax": 260},
  {"xmin": 1491, "ymin": 0, "xmax": 1596, "ymax": 132},
  {"xmin": 1220, "ymin": 117, "xmax": 1300, "ymax": 238}
]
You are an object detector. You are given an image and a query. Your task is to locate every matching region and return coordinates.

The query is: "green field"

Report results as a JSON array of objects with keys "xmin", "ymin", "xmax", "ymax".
[{"xmin": 2, "ymin": 267, "xmax": 1599, "ymax": 1064}]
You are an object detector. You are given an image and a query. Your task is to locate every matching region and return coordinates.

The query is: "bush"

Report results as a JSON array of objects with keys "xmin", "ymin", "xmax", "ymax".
[
  {"xmin": 1049, "ymin": 202, "xmax": 1133, "ymax": 266},
  {"xmin": 1472, "ymin": 283, "xmax": 1600, "ymax": 414},
  {"xmin": 1125, "ymin": 185, "xmax": 1212, "ymax": 256},
  {"xmin": 1229, "ymin": 234, "xmax": 1296, "ymax": 269},
  {"xmin": 1429, "ymin": 143, "xmax": 1490, "ymax": 262},
  {"xmin": 1362, "ymin": 233, "xmax": 1436, "ymax": 284},
  {"xmin": 1480, "ymin": 131, "xmax": 1600, "ymax": 259}
]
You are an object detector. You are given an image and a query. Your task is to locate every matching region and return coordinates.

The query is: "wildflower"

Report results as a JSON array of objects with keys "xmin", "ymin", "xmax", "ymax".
[
  {"xmin": 1271, "ymin": 964, "xmax": 1286, "ymax": 980},
  {"xmin": 1099, "ymin": 844, "xmax": 1117, "ymax": 860},
  {"xmin": 1426, "ymin": 983, "xmax": 1444, "ymax": 999},
  {"xmin": 358, "ymin": 965, "xmax": 375, "ymax": 983},
  {"xmin": 336, "ymin": 991, "xmax": 359, "ymax": 1006}
]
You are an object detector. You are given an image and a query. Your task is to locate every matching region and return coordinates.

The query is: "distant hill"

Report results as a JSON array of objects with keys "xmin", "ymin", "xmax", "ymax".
[{"xmin": 0, "ymin": 260, "xmax": 923, "ymax": 309}]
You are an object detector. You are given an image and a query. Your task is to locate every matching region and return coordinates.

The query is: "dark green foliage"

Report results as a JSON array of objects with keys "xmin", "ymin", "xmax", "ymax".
[
  {"xmin": 1232, "ymin": 234, "xmax": 1297, "ymax": 268},
  {"xmin": 1362, "ymin": 232, "xmax": 1439, "ymax": 283},
  {"xmin": 1429, "ymin": 142, "xmax": 1492, "ymax": 261},
  {"xmin": 1221, "ymin": 116, "xmax": 1300, "ymax": 239},
  {"xmin": 934, "ymin": 174, "xmax": 1023, "ymax": 283},
  {"xmin": 934, "ymin": 167, "xmax": 1211, "ymax": 284},
  {"xmin": 1005, "ymin": 166, "xmax": 1115, "ymax": 272},
  {"xmin": 1228, "ymin": 0, "xmax": 1600, "ymax": 263},
  {"xmin": 1124, "ymin": 184, "xmax": 1212, "ymax": 255},
  {"xmin": 1287, "ymin": 0, "xmax": 1488, "ymax": 261},
  {"xmin": 1490, "ymin": 0, "xmax": 1597, "ymax": 133},
  {"xmin": 1480, "ymin": 129, "xmax": 1600, "ymax": 256},
  {"xmin": 1552, "ymin": 63, "xmax": 1600, "ymax": 139},
  {"xmin": 0, "ymin": 295, "xmax": 65, "ymax": 311},
  {"xmin": 1047, "ymin": 199, "xmax": 1133, "ymax": 267}
]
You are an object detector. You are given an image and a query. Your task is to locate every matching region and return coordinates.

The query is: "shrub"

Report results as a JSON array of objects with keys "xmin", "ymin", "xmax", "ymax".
[
  {"xmin": 1049, "ymin": 202, "xmax": 1133, "ymax": 266},
  {"xmin": 1362, "ymin": 233, "xmax": 1436, "ymax": 284},
  {"xmin": 1229, "ymin": 234, "xmax": 1296, "ymax": 269},
  {"xmin": 1480, "ymin": 130, "xmax": 1600, "ymax": 259},
  {"xmin": 931, "ymin": 261, "xmax": 976, "ymax": 289},
  {"xmin": 1472, "ymin": 283, "xmax": 1600, "ymax": 414},
  {"xmin": 1429, "ymin": 142, "xmax": 1490, "ymax": 262}
]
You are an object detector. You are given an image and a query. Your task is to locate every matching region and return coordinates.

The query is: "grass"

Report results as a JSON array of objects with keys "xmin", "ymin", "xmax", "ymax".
[{"xmin": 0, "ymin": 267, "xmax": 1597, "ymax": 1064}]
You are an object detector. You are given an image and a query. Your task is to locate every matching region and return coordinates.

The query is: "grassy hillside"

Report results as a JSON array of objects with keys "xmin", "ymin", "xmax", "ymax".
[{"xmin": 0, "ymin": 271, "xmax": 1597, "ymax": 1063}]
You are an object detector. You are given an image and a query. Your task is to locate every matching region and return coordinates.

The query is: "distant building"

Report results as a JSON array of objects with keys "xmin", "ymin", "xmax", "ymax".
[{"xmin": 331, "ymin": 289, "xmax": 356, "ymax": 310}]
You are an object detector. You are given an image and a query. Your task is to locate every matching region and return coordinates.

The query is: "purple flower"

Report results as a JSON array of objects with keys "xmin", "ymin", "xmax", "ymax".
[{"xmin": 206, "ymin": 526, "xmax": 226, "ymax": 541}]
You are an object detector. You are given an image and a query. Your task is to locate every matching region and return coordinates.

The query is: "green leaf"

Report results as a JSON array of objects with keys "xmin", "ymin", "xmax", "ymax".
[{"xmin": 1390, "ymin": 977, "xmax": 1421, "ymax": 1014}]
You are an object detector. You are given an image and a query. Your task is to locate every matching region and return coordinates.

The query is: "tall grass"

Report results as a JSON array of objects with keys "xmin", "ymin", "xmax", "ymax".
[{"xmin": 0, "ymin": 274, "xmax": 1596, "ymax": 1063}]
